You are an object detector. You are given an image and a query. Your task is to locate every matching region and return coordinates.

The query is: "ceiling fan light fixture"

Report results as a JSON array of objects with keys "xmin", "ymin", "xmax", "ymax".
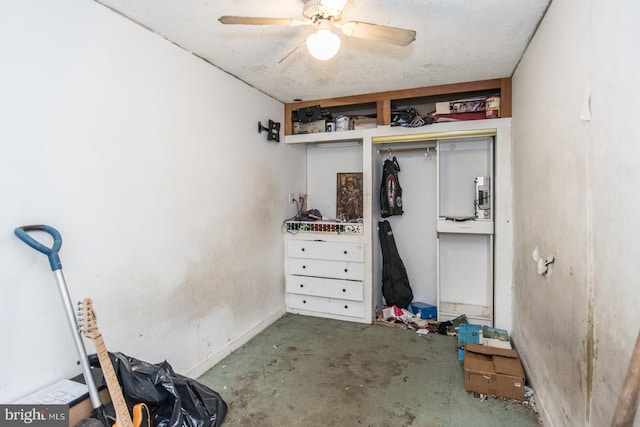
[{"xmin": 306, "ymin": 23, "xmax": 341, "ymax": 60}]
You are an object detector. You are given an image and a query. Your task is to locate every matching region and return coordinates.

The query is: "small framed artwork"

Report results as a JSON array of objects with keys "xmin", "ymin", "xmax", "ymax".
[{"xmin": 336, "ymin": 172, "xmax": 363, "ymax": 220}]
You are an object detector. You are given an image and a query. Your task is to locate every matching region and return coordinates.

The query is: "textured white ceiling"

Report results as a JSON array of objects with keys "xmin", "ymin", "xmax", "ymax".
[{"xmin": 95, "ymin": 0, "xmax": 550, "ymax": 103}]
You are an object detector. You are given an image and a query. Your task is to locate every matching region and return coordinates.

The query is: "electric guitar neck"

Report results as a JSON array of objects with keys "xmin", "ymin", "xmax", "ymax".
[{"xmin": 78, "ymin": 298, "xmax": 151, "ymax": 427}]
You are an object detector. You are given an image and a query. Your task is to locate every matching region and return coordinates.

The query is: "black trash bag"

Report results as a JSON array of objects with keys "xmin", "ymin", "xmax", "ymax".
[{"xmin": 88, "ymin": 352, "xmax": 227, "ymax": 427}]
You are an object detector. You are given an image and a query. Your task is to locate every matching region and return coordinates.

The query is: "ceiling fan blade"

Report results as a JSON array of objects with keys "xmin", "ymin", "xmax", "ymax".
[
  {"xmin": 337, "ymin": 21, "xmax": 416, "ymax": 46},
  {"xmin": 218, "ymin": 16, "xmax": 309, "ymax": 27}
]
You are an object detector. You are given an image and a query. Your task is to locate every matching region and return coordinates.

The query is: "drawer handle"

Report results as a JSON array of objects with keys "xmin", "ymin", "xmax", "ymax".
[
  {"xmin": 302, "ymin": 265, "xmax": 306, "ymax": 269},
  {"xmin": 300, "ymin": 284, "xmax": 304, "ymax": 288},
  {"xmin": 342, "ymin": 288, "xmax": 346, "ymax": 293},
  {"xmin": 301, "ymin": 247, "xmax": 305, "ymax": 251},
  {"xmin": 344, "ymin": 268, "xmax": 348, "ymax": 273},
  {"xmin": 302, "ymin": 300, "xmax": 307, "ymax": 304},
  {"xmin": 344, "ymin": 305, "xmax": 348, "ymax": 309},
  {"xmin": 344, "ymin": 250, "xmax": 348, "ymax": 254}
]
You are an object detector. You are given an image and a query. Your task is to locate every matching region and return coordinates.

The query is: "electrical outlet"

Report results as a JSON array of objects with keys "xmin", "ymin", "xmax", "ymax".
[{"xmin": 288, "ymin": 193, "xmax": 296, "ymax": 204}]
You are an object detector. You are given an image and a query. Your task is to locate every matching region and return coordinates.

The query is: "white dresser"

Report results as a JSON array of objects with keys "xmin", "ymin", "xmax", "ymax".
[{"xmin": 285, "ymin": 224, "xmax": 367, "ymax": 322}]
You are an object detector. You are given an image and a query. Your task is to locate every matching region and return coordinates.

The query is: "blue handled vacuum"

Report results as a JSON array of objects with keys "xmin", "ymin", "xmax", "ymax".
[{"xmin": 14, "ymin": 225, "xmax": 105, "ymax": 421}]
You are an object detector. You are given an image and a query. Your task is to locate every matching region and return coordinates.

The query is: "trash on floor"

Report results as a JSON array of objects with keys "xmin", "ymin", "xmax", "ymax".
[
  {"xmin": 437, "ymin": 314, "xmax": 469, "ymax": 336},
  {"xmin": 375, "ymin": 305, "xmax": 438, "ymax": 333},
  {"xmin": 408, "ymin": 301, "xmax": 437, "ymax": 319},
  {"xmin": 458, "ymin": 324, "xmax": 514, "ymax": 360},
  {"xmin": 482, "ymin": 326, "xmax": 513, "ymax": 349},
  {"xmin": 471, "ymin": 381, "xmax": 538, "ymax": 411},
  {"xmin": 458, "ymin": 324, "xmax": 482, "ymax": 361},
  {"xmin": 523, "ymin": 386, "xmax": 537, "ymax": 411},
  {"xmin": 381, "ymin": 305, "xmax": 404, "ymax": 320}
]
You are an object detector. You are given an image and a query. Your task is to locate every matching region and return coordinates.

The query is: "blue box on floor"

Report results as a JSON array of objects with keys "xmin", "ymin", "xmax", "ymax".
[
  {"xmin": 458, "ymin": 324, "xmax": 482, "ymax": 361},
  {"xmin": 409, "ymin": 302, "xmax": 437, "ymax": 319}
]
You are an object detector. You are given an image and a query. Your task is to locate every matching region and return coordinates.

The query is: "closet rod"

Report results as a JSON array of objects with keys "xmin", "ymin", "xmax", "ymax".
[{"xmin": 377, "ymin": 146, "xmax": 436, "ymax": 154}]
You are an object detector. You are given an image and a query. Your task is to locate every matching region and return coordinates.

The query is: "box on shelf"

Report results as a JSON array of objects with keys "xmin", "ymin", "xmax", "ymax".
[
  {"xmin": 435, "ymin": 101, "xmax": 451, "ymax": 115},
  {"xmin": 485, "ymin": 95, "xmax": 501, "ymax": 118},
  {"xmin": 458, "ymin": 324, "xmax": 482, "ymax": 361},
  {"xmin": 335, "ymin": 115, "xmax": 350, "ymax": 131},
  {"xmin": 291, "ymin": 104, "xmax": 322, "ymax": 123},
  {"xmin": 431, "ymin": 112, "xmax": 488, "ymax": 123},
  {"xmin": 464, "ymin": 343, "xmax": 525, "ymax": 401},
  {"xmin": 435, "ymin": 97, "xmax": 487, "ymax": 115},
  {"xmin": 409, "ymin": 302, "xmax": 437, "ymax": 319},
  {"xmin": 293, "ymin": 119, "xmax": 326, "ymax": 135},
  {"xmin": 450, "ymin": 97, "xmax": 486, "ymax": 114},
  {"xmin": 349, "ymin": 117, "xmax": 377, "ymax": 130}
]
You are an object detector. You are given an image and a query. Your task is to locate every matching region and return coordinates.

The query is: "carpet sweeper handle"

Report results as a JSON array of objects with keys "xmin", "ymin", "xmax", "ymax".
[
  {"xmin": 14, "ymin": 225, "xmax": 62, "ymax": 271},
  {"xmin": 14, "ymin": 225, "xmax": 105, "ymax": 416}
]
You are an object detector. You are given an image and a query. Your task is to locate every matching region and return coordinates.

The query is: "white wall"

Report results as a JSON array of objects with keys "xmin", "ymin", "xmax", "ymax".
[
  {"xmin": 306, "ymin": 144, "xmax": 363, "ymax": 219},
  {"xmin": 0, "ymin": 0, "xmax": 306, "ymax": 403},
  {"xmin": 512, "ymin": 0, "xmax": 640, "ymax": 425}
]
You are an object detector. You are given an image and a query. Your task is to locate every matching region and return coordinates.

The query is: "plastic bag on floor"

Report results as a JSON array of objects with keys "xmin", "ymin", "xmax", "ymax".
[{"xmin": 89, "ymin": 352, "xmax": 227, "ymax": 427}]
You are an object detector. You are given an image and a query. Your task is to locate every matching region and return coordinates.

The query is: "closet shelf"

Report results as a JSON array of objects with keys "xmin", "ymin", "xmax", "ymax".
[
  {"xmin": 283, "ymin": 78, "xmax": 512, "ymax": 136},
  {"xmin": 437, "ymin": 218, "xmax": 494, "ymax": 234}
]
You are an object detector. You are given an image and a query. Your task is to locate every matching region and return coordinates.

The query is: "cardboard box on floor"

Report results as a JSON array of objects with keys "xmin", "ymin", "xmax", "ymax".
[{"xmin": 463, "ymin": 343, "xmax": 525, "ymax": 401}]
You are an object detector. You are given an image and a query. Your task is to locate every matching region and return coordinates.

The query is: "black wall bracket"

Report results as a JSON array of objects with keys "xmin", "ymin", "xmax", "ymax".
[{"xmin": 258, "ymin": 120, "xmax": 281, "ymax": 143}]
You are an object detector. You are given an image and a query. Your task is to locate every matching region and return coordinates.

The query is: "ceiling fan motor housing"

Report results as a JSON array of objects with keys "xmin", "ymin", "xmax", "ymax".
[{"xmin": 303, "ymin": 0, "xmax": 344, "ymax": 21}]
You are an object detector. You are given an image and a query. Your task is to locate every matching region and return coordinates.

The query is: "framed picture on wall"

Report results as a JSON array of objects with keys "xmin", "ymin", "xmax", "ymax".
[{"xmin": 336, "ymin": 172, "xmax": 363, "ymax": 220}]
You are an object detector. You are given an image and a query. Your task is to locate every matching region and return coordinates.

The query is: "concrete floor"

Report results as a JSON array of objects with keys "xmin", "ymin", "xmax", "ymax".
[{"xmin": 198, "ymin": 314, "xmax": 541, "ymax": 427}]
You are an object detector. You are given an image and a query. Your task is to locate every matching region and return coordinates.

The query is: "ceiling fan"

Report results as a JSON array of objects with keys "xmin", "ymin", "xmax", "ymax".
[{"xmin": 218, "ymin": 0, "xmax": 416, "ymax": 61}]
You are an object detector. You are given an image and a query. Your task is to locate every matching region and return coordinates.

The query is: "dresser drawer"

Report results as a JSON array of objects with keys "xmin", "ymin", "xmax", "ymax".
[
  {"xmin": 287, "ymin": 294, "xmax": 364, "ymax": 318},
  {"xmin": 286, "ymin": 275, "xmax": 329, "ymax": 297},
  {"xmin": 287, "ymin": 240, "xmax": 364, "ymax": 262},
  {"xmin": 329, "ymin": 280, "xmax": 363, "ymax": 301},
  {"xmin": 287, "ymin": 294, "xmax": 329, "ymax": 312},
  {"xmin": 286, "ymin": 275, "xmax": 363, "ymax": 301},
  {"xmin": 288, "ymin": 258, "xmax": 364, "ymax": 281},
  {"xmin": 327, "ymin": 299, "xmax": 365, "ymax": 318}
]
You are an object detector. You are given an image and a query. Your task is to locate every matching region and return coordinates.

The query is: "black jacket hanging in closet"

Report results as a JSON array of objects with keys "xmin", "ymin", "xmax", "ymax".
[
  {"xmin": 380, "ymin": 156, "xmax": 404, "ymax": 218},
  {"xmin": 378, "ymin": 220, "xmax": 413, "ymax": 309}
]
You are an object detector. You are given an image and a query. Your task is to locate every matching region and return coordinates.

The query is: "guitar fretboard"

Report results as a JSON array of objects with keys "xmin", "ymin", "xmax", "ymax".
[{"xmin": 92, "ymin": 333, "xmax": 133, "ymax": 427}]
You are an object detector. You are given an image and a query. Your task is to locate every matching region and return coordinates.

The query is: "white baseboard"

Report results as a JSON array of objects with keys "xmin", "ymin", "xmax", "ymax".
[{"xmin": 182, "ymin": 306, "xmax": 287, "ymax": 379}]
